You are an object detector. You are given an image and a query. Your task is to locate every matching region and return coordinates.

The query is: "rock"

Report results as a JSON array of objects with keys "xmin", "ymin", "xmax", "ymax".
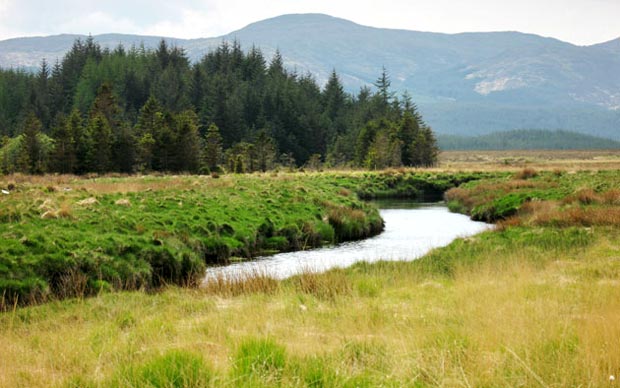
[
  {"xmin": 77, "ymin": 197, "xmax": 99, "ymax": 206},
  {"xmin": 41, "ymin": 210, "xmax": 58, "ymax": 219},
  {"xmin": 38, "ymin": 199, "xmax": 55, "ymax": 210},
  {"xmin": 115, "ymin": 198, "xmax": 131, "ymax": 207}
]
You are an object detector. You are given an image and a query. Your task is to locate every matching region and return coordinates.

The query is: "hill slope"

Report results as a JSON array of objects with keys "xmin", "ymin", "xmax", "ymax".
[
  {"xmin": 438, "ymin": 130, "xmax": 620, "ymax": 150},
  {"xmin": 1, "ymin": 14, "xmax": 619, "ymax": 139}
]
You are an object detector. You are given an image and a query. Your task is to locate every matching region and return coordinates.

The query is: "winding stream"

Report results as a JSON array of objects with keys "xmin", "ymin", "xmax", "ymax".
[{"xmin": 204, "ymin": 202, "xmax": 492, "ymax": 281}]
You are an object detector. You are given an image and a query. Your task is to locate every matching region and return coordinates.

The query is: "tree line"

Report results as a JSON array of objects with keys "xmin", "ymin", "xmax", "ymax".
[{"xmin": 0, "ymin": 37, "xmax": 438, "ymax": 174}]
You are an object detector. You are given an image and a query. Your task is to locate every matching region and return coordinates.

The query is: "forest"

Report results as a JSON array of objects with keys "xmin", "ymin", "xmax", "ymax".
[{"xmin": 0, "ymin": 38, "xmax": 438, "ymax": 174}]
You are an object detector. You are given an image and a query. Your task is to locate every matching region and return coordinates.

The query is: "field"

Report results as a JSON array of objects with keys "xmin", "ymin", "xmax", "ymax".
[
  {"xmin": 1, "ymin": 151, "xmax": 620, "ymax": 387},
  {"xmin": 439, "ymin": 149, "xmax": 620, "ymax": 171}
]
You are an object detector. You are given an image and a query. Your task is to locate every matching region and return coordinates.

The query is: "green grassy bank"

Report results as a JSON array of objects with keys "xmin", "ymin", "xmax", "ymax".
[{"xmin": 0, "ymin": 170, "xmax": 488, "ymax": 308}]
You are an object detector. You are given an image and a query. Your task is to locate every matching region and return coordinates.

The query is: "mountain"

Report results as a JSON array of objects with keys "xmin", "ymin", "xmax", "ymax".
[
  {"xmin": 438, "ymin": 130, "xmax": 620, "ymax": 150},
  {"xmin": 1, "ymin": 14, "xmax": 619, "ymax": 139}
]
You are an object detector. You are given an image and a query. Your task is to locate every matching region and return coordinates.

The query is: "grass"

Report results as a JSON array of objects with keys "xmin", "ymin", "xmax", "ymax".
[
  {"xmin": 445, "ymin": 169, "xmax": 620, "ymax": 222},
  {"xmin": 439, "ymin": 149, "xmax": 620, "ymax": 171},
  {"xmin": 0, "ymin": 170, "xmax": 494, "ymax": 308},
  {"xmin": 3, "ymin": 161, "xmax": 620, "ymax": 386},
  {"xmin": 0, "ymin": 225, "xmax": 619, "ymax": 387},
  {"xmin": 0, "ymin": 172, "xmax": 385, "ymax": 307}
]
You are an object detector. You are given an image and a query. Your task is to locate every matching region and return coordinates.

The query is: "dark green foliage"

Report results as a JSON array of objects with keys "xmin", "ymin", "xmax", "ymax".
[
  {"xmin": 50, "ymin": 114, "xmax": 76, "ymax": 174},
  {"xmin": 89, "ymin": 114, "xmax": 112, "ymax": 173},
  {"xmin": 173, "ymin": 110, "xmax": 201, "ymax": 172},
  {"xmin": 0, "ymin": 39, "xmax": 438, "ymax": 174},
  {"xmin": 204, "ymin": 123, "xmax": 223, "ymax": 171},
  {"xmin": 18, "ymin": 114, "xmax": 46, "ymax": 174}
]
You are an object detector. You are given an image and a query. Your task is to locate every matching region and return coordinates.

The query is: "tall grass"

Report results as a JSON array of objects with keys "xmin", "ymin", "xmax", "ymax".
[
  {"xmin": 204, "ymin": 270, "xmax": 280, "ymax": 297},
  {"xmin": 1, "ymin": 225, "xmax": 619, "ymax": 386}
]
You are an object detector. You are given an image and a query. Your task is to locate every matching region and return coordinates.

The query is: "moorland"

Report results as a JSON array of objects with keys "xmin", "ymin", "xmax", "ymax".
[{"xmin": 2, "ymin": 150, "xmax": 620, "ymax": 387}]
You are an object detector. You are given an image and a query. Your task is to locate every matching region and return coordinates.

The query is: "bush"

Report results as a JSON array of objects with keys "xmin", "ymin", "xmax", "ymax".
[{"xmin": 514, "ymin": 168, "xmax": 538, "ymax": 180}]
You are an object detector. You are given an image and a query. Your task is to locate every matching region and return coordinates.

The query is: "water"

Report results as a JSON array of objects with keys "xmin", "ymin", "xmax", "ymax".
[{"xmin": 204, "ymin": 202, "xmax": 493, "ymax": 281}]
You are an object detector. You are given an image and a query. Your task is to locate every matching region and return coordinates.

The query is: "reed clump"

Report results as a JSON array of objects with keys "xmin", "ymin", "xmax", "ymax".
[
  {"xmin": 203, "ymin": 271, "xmax": 280, "ymax": 297},
  {"xmin": 291, "ymin": 269, "xmax": 352, "ymax": 300}
]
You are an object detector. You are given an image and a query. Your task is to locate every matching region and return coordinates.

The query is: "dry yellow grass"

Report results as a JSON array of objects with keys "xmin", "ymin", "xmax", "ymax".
[
  {"xmin": 1, "ymin": 227, "xmax": 619, "ymax": 387},
  {"xmin": 438, "ymin": 149, "xmax": 620, "ymax": 172}
]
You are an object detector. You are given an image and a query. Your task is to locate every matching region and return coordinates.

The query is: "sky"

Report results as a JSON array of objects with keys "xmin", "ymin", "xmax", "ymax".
[{"xmin": 0, "ymin": 0, "xmax": 619, "ymax": 45}]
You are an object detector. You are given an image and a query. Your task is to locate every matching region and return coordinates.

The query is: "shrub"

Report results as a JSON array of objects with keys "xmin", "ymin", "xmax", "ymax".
[{"xmin": 514, "ymin": 168, "xmax": 538, "ymax": 180}]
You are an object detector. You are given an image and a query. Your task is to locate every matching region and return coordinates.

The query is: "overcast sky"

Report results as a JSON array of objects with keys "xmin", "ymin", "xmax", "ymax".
[{"xmin": 0, "ymin": 0, "xmax": 618, "ymax": 45}]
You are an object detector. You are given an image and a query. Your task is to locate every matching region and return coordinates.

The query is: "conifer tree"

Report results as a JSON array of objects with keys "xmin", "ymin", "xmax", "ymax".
[
  {"xmin": 204, "ymin": 123, "xmax": 223, "ymax": 172},
  {"xmin": 50, "ymin": 114, "xmax": 76, "ymax": 173},
  {"xmin": 67, "ymin": 109, "xmax": 91, "ymax": 174},
  {"xmin": 18, "ymin": 113, "xmax": 45, "ymax": 174},
  {"xmin": 174, "ymin": 110, "xmax": 202, "ymax": 172},
  {"xmin": 254, "ymin": 129, "xmax": 277, "ymax": 172},
  {"xmin": 89, "ymin": 113, "xmax": 112, "ymax": 173}
]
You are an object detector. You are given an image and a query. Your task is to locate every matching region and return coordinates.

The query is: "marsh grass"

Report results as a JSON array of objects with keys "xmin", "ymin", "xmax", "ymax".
[
  {"xmin": 290, "ymin": 269, "xmax": 352, "ymax": 301},
  {"xmin": 204, "ymin": 270, "xmax": 280, "ymax": 297}
]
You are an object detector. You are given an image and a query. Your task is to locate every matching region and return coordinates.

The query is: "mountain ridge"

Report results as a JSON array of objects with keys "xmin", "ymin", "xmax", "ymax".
[{"xmin": 1, "ymin": 13, "xmax": 619, "ymax": 139}]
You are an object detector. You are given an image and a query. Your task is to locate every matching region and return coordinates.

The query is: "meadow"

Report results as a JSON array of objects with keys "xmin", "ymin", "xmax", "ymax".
[
  {"xmin": 0, "ymin": 170, "xmax": 488, "ymax": 308},
  {"xmin": 1, "ymin": 151, "xmax": 620, "ymax": 387}
]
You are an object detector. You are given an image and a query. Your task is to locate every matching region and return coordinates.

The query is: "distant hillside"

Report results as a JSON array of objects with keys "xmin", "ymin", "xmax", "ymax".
[
  {"xmin": 1, "ymin": 14, "xmax": 620, "ymax": 139},
  {"xmin": 438, "ymin": 130, "xmax": 620, "ymax": 150}
]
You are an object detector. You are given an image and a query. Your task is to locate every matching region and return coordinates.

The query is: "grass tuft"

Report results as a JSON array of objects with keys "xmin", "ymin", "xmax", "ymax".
[
  {"xmin": 514, "ymin": 167, "xmax": 538, "ymax": 180},
  {"xmin": 291, "ymin": 269, "xmax": 352, "ymax": 300},
  {"xmin": 203, "ymin": 271, "xmax": 280, "ymax": 297},
  {"xmin": 112, "ymin": 350, "xmax": 213, "ymax": 388},
  {"xmin": 232, "ymin": 338, "xmax": 287, "ymax": 384}
]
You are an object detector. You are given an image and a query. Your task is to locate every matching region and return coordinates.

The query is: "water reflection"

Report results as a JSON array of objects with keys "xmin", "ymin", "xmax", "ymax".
[{"xmin": 204, "ymin": 203, "xmax": 492, "ymax": 281}]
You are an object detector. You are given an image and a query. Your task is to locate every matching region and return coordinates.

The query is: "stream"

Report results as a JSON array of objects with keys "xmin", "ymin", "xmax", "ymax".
[{"xmin": 204, "ymin": 201, "xmax": 493, "ymax": 281}]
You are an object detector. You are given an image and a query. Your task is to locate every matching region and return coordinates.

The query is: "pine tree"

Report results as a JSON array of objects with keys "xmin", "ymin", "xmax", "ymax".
[
  {"xmin": 254, "ymin": 129, "xmax": 277, "ymax": 172},
  {"xmin": 373, "ymin": 66, "xmax": 394, "ymax": 110},
  {"xmin": 33, "ymin": 59, "xmax": 51, "ymax": 129},
  {"xmin": 135, "ymin": 96, "xmax": 163, "ymax": 171},
  {"xmin": 89, "ymin": 113, "xmax": 112, "ymax": 173},
  {"xmin": 50, "ymin": 114, "xmax": 76, "ymax": 173},
  {"xmin": 174, "ymin": 110, "xmax": 202, "ymax": 172},
  {"xmin": 19, "ymin": 113, "xmax": 46, "ymax": 173},
  {"xmin": 204, "ymin": 123, "xmax": 223, "ymax": 172},
  {"xmin": 398, "ymin": 111, "xmax": 420, "ymax": 166},
  {"xmin": 267, "ymin": 50, "xmax": 286, "ymax": 78}
]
